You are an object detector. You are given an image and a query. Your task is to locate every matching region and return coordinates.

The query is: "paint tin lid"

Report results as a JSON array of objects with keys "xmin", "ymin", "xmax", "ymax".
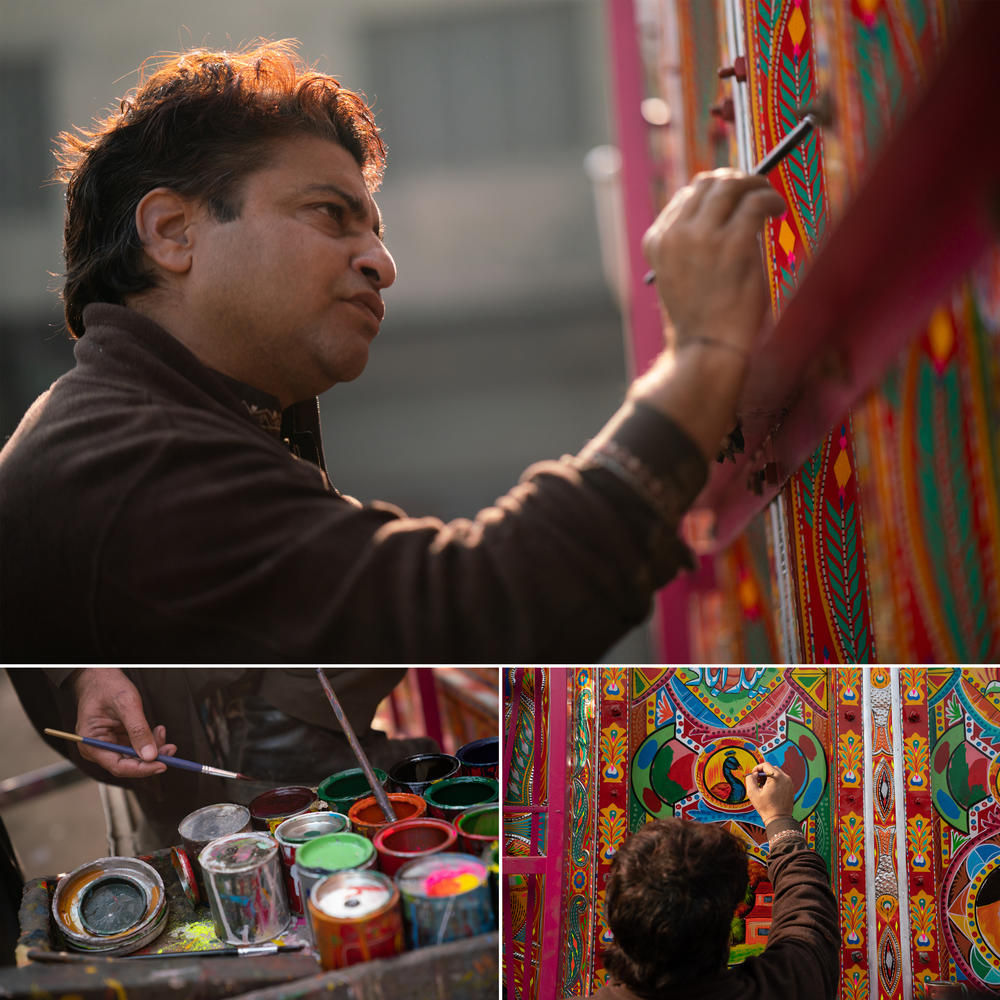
[
  {"xmin": 249, "ymin": 785, "xmax": 315, "ymax": 820},
  {"xmin": 311, "ymin": 870, "xmax": 396, "ymax": 920},
  {"xmin": 52, "ymin": 857, "xmax": 166, "ymax": 955},
  {"xmin": 275, "ymin": 811, "xmax": 349, "ymax": 846},
  {"xmin": 198, "ymin": 832, "xmax": 278, "ymax": 874},
  {"xmin": 296, "ymin": 832, "xmax": 374, "ymax": 874},
  {"xmin": 169, "ymin": 846, "xmax": 200, "ymax": 907},
  {"xmin": 179, "ymin": 802, "xmax": 251, "ymax": 841},
  {"xmin": 396, "ymin": 852, "xmax": 488, "ymax": 898}
]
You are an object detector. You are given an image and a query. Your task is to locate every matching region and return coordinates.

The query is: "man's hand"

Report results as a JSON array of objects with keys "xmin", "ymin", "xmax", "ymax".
[
  {"xmin": 642, "ymin": 169, "xmax": 786, "ymax": 356},
  {"xmin": 73, "ymin": 668, "xmax": 177, "ymax": 778},
  {"xmin": 744, "ymin": 762, "xmax": 796, "ymax": 826}
]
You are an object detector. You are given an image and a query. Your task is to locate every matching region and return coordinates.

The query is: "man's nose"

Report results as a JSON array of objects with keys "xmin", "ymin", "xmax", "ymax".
[{"xmin": 355, "ymin": 241, "xmax": 396, "ymax": 290}]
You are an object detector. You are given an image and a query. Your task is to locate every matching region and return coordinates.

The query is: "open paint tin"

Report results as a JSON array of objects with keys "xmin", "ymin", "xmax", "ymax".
[
  {"xmin": 318, "ymin": 767, "xmax": 389, "ymax": 815},
  {"xmin": 291, "ymin": 831, "xmax": 375, "ymax": 944},
  {"xmin": 422, "ymin": 776, "xmax": 499, "ymax": 822},
  {"xmin": 274, "ymin": 811, "xmax": 352, "ymax": 914},
  {"xmin": 308, "ymin": 870, "xmax": 404, "ymax": 970},
  {"xmin": 248, "ymin": 785, "xmax": 322, "ymax": 835},
  {"xmin": 178, "ymin": 802, "xmax": 252, "ymax": 897},
  {"xmin": 387, "ymin": 753, "xmax": 460, "ymax": 796},
  {"xmin": 455, "ymin": 737, "xmax": 499, "ymax": 779},
  {"xmin": 396, "ymin": 852, "xmax": 493, "ymax": 949},
  {"xmin": 455, "ymin": 804, "xmax": 500, "ymax": 856},
  {"xmin": 198, "ymin": 832, "xmax": 289, "ymax": 945},
  {"xmin": 52, "ymin": 857, "xmax": 167, "ymax": 955},
  {"xmin": 372, "ymin": 817, "xmax": 457, "ymax": 877},
  {"xmin": 348, "ymin": 792, "xmax": 426, "ymax": 841}
]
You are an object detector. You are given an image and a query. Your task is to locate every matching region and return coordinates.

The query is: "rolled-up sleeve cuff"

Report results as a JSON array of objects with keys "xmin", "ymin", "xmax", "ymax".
[{"xmin": 574, "ymin": 400, "xmax": 708, "ymax": 526}]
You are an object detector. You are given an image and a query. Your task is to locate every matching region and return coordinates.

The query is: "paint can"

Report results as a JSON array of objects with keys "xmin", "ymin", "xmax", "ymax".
[
  {"xmin": 454, "ymin": 804, "xmax": 499, "ymax": 857},
  {"xmin": 198, "ymin": 832, "xmax": 289, "ymax": 945},
  {"xmin": 387, "ymin": 753, "xmax": 460, "ymax": 796},
  {"xmin": 421, "ymin": 776, "xmax": 499, "ymax": 822},
  {"xmin": 396, "ymin": 852, "xmax": 493, "ymax": 949},
  {"xmin": 52, "ymin": 857, "xmax": 167, "ymax": 955},
  {"xmin": 291, "ymin": 831, "xmax": 375, "ymax": 944},
  {"xmin": 178, "ymin": 802, "xmax": 252, "ymax": 897},
  {"xmin": 248, "ymin": 785, "xmax": 322, "ymax": 835},
  {"xmin": 372, "ymin": 817, "xmax": 457, "ymax": 877},
  {"xmin": 274, "ymin": 811, "xmax": 351, "ymax": 914},
  {"xmin": 455, "ymin": 737, "xmax": 499, "ymax": 779},
  {"xmin": 348, "ymin": 792, "xmax": 426, "ymax": 841},
  {"xmin": 170, "ymin": 846, "xmax": 201, "ymax": 908},
  {"xmin": 308, "ymin": 870, "xmax": 404, "ymax": 970},
  {"xmin": 317, "ymin": 767, "xmax": 389, "ymax": 815}
]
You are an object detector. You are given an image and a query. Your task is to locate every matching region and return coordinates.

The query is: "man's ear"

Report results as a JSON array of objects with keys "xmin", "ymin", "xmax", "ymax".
[{"xmin": 135, "ymin": 188, "xmax": 197, "ymax": 275}]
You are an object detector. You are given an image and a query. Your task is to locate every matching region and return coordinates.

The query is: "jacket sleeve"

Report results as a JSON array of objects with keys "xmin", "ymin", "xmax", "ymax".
[
  {"xmin": 733, "ymin": 818, "xmax": 840, "ymax": 1000},
  {"xmin": 95, "ymin": 400, "xmax": 708, "ymax": 662}
]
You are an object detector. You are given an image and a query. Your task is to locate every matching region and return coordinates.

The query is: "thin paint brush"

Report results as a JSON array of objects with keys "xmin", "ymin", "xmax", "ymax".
[
  {"xmin": 315, "ymin": 669, "xmax": 398, "ymax": 823},
  {"xmin": 43, "ymin": 728, "xmax": 256, "ymax": 781}
]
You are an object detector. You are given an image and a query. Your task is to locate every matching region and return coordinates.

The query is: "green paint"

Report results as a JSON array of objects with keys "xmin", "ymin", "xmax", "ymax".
[{"xmin": 296, "ymin": 832, "xmax": 373, "ymax": 873}]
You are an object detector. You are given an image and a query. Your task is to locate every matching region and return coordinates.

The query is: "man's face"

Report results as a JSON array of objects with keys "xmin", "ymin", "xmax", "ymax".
[{"xmin": 185, "ymin": 134, "xmax": 396, "ymax": 406}]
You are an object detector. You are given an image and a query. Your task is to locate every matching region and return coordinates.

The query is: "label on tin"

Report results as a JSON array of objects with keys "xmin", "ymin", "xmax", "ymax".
[
  {"xmin": 316, "ymin": 881, "xmax": 392, "ymax": 919},
  {"xmin": 398, "ymin": 855, "xmax": 488, "ymax": 899}
]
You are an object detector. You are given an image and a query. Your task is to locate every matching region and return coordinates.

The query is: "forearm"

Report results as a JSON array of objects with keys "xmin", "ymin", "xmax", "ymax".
[
  {"xmin": 627, "ymin": 342, "xmax": 747, "ymax": 463},
  {"xmin": 763, "ymin": 817, "xmax": 839, "ymax": 987}
]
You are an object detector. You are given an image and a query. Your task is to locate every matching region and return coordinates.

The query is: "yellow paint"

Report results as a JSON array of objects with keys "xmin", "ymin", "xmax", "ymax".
[
  {"xmin": 788, "ymin": 8, "xmax": 807, "ymax": 47},
  {"xmin": 834, "ymin": 448, "xmax": 852, "ymax": 490},
  {"xmin": 928, "ymin": 306, "xmax": 954, "ymax": 364},
  {"xmin": 778, "ymin": 219, "xmax": 796, "ymax": 256},
  {"xmin": 858, "ymin": 0, "xmax": 883, "ymax": 15},
  {"xmin": 103, "ymin": 979, "xmax": 128, "ymax": 1000},
  {"xmin": 738, "ymin": 575, "xmax": 758, "ymax": 612}
]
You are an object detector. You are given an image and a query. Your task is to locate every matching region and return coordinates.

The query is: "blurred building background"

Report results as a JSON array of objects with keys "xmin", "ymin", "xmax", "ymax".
[{"xmin": 0, "ymin": 0, "xmax": 651, "ymax": 660}]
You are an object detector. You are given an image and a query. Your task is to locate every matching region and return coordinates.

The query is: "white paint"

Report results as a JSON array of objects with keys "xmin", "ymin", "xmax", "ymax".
[{"xmin": 890, "ymin": 668, "xmax": 914, "ymax": 1000}]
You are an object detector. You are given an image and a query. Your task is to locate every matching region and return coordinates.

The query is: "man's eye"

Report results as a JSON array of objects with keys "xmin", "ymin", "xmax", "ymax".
[{"xmin": 320, "ymin": 203, "xmax": 345, "ymax": 222}]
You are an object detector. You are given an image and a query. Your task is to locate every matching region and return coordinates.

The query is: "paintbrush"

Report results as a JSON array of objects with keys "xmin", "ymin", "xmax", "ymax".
[
  {"xmin": 643, "ymin": 97, "xmax": 835, "ymax": 285},
  {"xmin": 27, "ymin": 943, "xmax": 304, "ymax": 963},
  {"xmin": 43, "ymin": 728, "xmax": 255, "ymax": 781},
  {"xmin": 315, "ymin": 669, "xmax": 398, "ymax": 823}
]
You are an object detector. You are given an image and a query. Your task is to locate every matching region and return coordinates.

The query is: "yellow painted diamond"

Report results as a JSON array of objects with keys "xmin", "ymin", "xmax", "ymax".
[
  {"xmin": 778, "ymin": 219, "xmax": 796, "ymax": 256},
  {"xmin": 928, "ymin": 306, "xmax": 954, "ymax": 364},
  {"xmin": 834, "ymin": 448, "xmax": 852, "ymax": 490},
  {"xmin": 788, "ymin": 8, "xmax": 807, "ymax": 47}
]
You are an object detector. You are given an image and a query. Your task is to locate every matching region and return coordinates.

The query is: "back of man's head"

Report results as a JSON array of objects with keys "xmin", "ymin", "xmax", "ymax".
[
  {"xmin": 55, "ymin": 39, "xmax": 386, "ymax": 338},
  {"xmin": 603, "ymin": 817, "xmax": 749, "ymax": 997}
]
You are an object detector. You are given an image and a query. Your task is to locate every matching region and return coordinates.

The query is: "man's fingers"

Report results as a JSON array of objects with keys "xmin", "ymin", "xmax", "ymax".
[
  {"xmin": 112, "ymin": 685, "xmax": 158, "ymax": 761},
  {"xmin": 694, "ymin": 174, "xmax": 784, "ymax": 227},
  {"xmin": 77, "ymin": 741, "xmax": 167, "ymax": 778}
]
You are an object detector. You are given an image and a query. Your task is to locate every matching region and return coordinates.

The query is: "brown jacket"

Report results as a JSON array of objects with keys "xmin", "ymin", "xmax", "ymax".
[
  {"xmin": 1, "ymin": 305, "xmax": 706, "ymax": 662},
  {"xmin": 588, "ymin": 822, "xmax": 839, "ymax": 1000}
]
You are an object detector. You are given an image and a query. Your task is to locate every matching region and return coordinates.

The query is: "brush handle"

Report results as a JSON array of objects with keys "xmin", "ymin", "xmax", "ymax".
[{"xmin": 80, "ymin": 735, "xmax": 204, "ymax": 772}]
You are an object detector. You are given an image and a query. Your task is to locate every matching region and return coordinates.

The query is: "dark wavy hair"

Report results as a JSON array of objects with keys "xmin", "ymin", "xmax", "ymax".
[
  {"xmin": 54, "ymin": 39, "xmax": 387, "ymax": 338},
  {"xmin": 602, "ymin": 817, "xmax": 749, "ymax": 997}
]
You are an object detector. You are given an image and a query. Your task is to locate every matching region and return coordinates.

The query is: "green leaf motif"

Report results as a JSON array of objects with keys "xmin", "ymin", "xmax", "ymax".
[{"xmin": 823, "ymin": 496, "xmax": 871, "ymax": 662}]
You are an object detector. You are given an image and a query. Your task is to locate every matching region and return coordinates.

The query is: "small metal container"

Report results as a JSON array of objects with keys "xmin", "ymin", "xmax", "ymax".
[
  {"xmin": 248, "ymin": 785, "xmax": 322, "ymax": 835},
  {"xmin": 291, "ymin": 832, "xmax": 375, "ymax": 944},
  {"xmin": 348, "ymin": 792, "xmax": 426, "ymax": 841},
  {"xmin": 198, "ymin": 832, "xmax": 289, "ymax": 945},
  {"xmin": 52, "ymin": 857, "xmax": 167, "ymax": 955},
  {"xmin": 454, "ymin": 804, "xmax": 500, "ymax": 857},
  {"xmin": 396, "ymin": 852, "xmax": 493, "ymax": 949},
  {"xmin": 308, "ymin": 870, "xmax": 404, "ymax": 970},
  {"xmin": 455, "ymin": 737, "xmax": 499, "ymax": 779},
  {"xmin": 178, "ymin": 802, "xmax": 252, "ymax": 897},
  {"xmin": 318, "ymin": 767, "xmax": 389, "ymax": 815},
  {"xmin": 422, "ymin": 776, "xmax": 499, "ymax": 822},
  {"xmin": 387, "ymin": 753, "xmax": 460, "ymax": 796},
  {"xmin": 274, "ymin": 812, "xmax": 351, "ymax": 914},
  {"xmin": 372, "ymin": 817, "xmax": 457, "ymax": 877}
]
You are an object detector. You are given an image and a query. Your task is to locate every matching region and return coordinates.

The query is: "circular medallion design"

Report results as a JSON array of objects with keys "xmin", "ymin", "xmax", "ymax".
[
  {"xmin": 694, "ymin": 738, "xmax": 763, "ymax": 814},
  {"xmin": 941, "ymin": 827, "xmax": 1000, "ymax": 990}
]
